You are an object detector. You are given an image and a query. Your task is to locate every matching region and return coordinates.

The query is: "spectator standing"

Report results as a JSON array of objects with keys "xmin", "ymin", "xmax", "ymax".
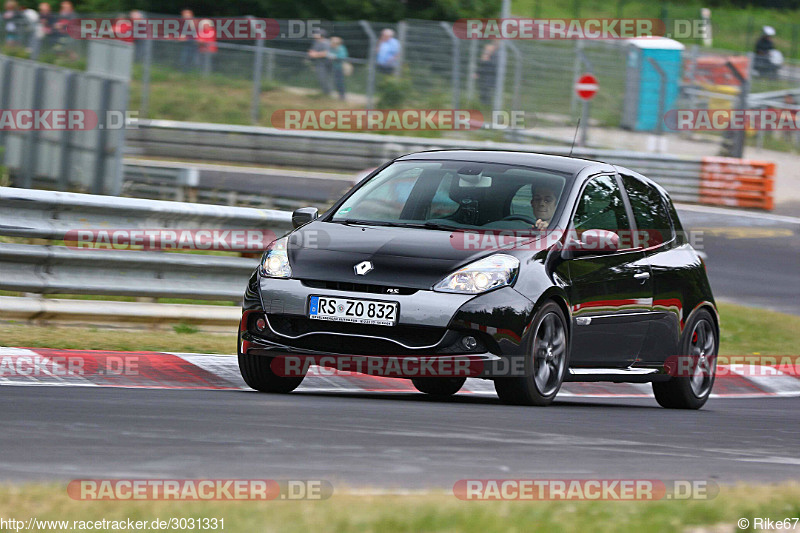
[
  {"xmin": 197, "ymin": 17, "xmax": 217, "ymax": 75},
  {"xmin": 37, "ymin": 2, "xmax": 56, "ymax": 49},
  {"xmin": 754, "ymin": 26, "xmax": 779, "ymax": 78},
  {"xmin": 476, "ymin": 41, "xmax": 498, "ymax": 106},
  {"xmin": 3, "ymin": 1, "xmax": 27, "ymax": 46},
  {"xmin": 329, "ymin": 36, "xmax": 349, "ymax": 101},
  {"xmin": 376, "ymin": 28, "xmax": 400, "ymax": 74},
  {"xmin": 307, "ymin": 29, "xmax": 332, "ymax": 96},
  {"xmin": 178, "ymin": 8, "xmax": 198, "ymax": 71}
]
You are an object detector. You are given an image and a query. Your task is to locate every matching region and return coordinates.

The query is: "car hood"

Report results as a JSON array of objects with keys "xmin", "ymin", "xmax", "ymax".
[{"xmin": 287, "ymin": 221, "xmax": 520, "ymax": 289}]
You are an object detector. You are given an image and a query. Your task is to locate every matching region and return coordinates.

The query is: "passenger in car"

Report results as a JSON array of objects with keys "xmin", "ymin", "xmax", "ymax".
[{"xmin": 530, "ymin": 185, "xmax": 559, "ymax": 230}]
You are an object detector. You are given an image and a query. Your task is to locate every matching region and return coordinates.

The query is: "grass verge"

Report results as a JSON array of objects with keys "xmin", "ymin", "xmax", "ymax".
[
  {"xmin": 0, "ymin": 482, "xmax": 798, "ymax": 532},
  {"xmin": 0, "ymin": 301, "xmax": 797, "ymax": 356}
]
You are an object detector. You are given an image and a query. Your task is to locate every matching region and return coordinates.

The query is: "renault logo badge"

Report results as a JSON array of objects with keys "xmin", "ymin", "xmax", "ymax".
[{"xmin": 354, "ymin": 261, "xmax": 373, "ymax": 276}]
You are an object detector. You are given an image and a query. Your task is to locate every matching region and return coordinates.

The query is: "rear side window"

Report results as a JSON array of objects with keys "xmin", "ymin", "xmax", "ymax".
[
  {"xmin": 572, "ymin": 175, "xmax": 632, "ymax": 235},
  {"xmin": 621, "ymin": 174, "xmax": 674, "ymax": 248}
]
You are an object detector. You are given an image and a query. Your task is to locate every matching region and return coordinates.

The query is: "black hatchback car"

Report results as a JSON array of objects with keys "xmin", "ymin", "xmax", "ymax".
[{"xmin": 239, "ymin": 151, "xmax": 719, "ymax": 409}]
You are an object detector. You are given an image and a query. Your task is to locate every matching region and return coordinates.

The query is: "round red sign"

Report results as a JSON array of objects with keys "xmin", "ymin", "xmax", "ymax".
[{"xmin": 575, "ymin": 74, "xmax": 598, "ymax": 100}]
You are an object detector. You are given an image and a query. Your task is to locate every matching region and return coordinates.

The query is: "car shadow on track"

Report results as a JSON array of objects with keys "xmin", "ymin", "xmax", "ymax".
[{"xmin": 238, "ymin": 389, "xmax": 663, "ymax": 410}]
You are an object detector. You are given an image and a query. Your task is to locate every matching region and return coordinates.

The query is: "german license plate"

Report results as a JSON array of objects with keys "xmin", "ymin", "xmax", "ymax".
[{"xmin": 309, "ymin": 296, "xmax": 398, "ymax": 326}]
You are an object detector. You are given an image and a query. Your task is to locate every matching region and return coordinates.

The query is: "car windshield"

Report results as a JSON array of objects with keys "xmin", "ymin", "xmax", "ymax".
[{"xmin": 330, "ymin": 160, "xmax": 569, "ymax": 230}]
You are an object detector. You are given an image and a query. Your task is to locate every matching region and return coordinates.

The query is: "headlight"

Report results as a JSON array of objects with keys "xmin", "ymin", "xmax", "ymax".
[
  {"xmin": 260, "ymin": 237, "xmax": 292, "ymax": 278},
  {"xmin": 433, "ymin": 254, "xmax": 519, "ymax": 294}
]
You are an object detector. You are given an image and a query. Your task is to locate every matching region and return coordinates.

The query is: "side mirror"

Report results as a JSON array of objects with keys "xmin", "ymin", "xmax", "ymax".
[
  {"xmin": 562, "ymin": 229, "xmax": 620, "ymax": 259},
  {"xmin": 292, "ymin": 207, "xmax": 319, "ymax": 229}
]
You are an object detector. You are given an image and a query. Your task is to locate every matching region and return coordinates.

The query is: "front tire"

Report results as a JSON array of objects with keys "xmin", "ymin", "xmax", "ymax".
[
  {"xmin": 411, "ymin": 377, "xmax": 466, "ymax": 397},
  {"xmin": 653, "ymin": 309, "xmax": 718, "ymax": 409},
  {"xmin": 238, "ymin": 351, "xmax": 305, "ymax": 393},
  {"xmin": 494, "ymin": 301, "xmax": 569, "ymax": 406}
]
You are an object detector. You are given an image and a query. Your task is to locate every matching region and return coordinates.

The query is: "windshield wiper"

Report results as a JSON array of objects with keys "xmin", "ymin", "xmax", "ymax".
[
  {"xmin": 337, "ymin": 219, "xmax": 401, "ymax": 227},
  {"xmin": 336, "ymin": 219, "xmax": 462, "ymax": 230}
]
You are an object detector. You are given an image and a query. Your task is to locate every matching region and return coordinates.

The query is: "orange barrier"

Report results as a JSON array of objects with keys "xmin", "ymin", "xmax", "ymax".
[{"xmin": 699, "ymin": 157, "xmax": 775, "ymax": 210}]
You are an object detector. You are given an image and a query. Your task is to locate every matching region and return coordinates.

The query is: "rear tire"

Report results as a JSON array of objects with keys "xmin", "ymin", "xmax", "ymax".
[
  {"xmin": 653, "ymin": 309, "xmax": 717, "ymax": 410},
  {"xmin": 494, "ymin": 301, "xmax": 568, "ymax": 406},
  {"xmin": 411, "ymin": 377, "xmax": 466, "ymax": 397},
  {"xmin": 238, "ymin": 351, "xmax": 305, "ymax": 393}
]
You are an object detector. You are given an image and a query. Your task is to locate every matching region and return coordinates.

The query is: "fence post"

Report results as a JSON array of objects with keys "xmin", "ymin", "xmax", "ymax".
[
  {"xmin": 440, "ymin": 21, "xmax": 461, "ymax": 110},
  {"xmin": 265, "ymin": 48, "xmax": 275, "ymax": 81},
  {"xmin": 507, "ymin": 42, "xmax": 522, "ymax": 115},
  {"xmin": 646, "ymin": 57, "xmax": 667, "ymax": 152},
  {"xmin": 571, "ymin": 40, "xmax": 584, "ymax": 115},
  {"xmin": 577, "ymin": 50, "xmax": 593, "ymax": 148},
  {"xmin": 719, "ymin": 58, "xmax": 750, "ymax": 158},
  {"xmin": 360, "ymin": 21, "xmax": 377, "ymax": 108},
  {"xmin": 396, "ymin": 21, "xmax": 407, "ymax": 78},
  {"xmin": 492, "ymin": 0, "xmax": 511, "ymax": 111},
  {"xmin": 140, "ymin": 38, "xmax": 153, "ymax": 118},
  {"xmin": 251, "ymin": 18, "xmax": 265, "ymax": 125},
  {"xmin": 465, "ymin": 39, "xmax": 478, "ymax": 103},
  {"xmin": 0, "ymin": 59, "xmax": 13, "ymax": 149}
]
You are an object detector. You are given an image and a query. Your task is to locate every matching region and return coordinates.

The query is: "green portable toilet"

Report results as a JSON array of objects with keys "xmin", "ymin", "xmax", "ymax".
[{"xmin": 621, "ymin": 37, "xmax": 685, "ymax": 131}]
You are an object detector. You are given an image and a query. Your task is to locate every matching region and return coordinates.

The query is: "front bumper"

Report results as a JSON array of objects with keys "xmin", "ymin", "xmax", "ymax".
[{"xmin": 240, "ymin": 275, "xmax": 537, "ymax": 378}]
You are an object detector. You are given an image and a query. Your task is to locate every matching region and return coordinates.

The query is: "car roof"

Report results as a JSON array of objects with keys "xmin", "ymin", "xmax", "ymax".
[{"xmin": 394, "ymin": 150, "xmax": 614, "ymax": 175}]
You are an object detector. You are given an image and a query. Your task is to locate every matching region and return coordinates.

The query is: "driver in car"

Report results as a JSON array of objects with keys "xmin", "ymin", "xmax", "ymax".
[{"xmin": 530, "ymin": 185, "xmax": 558, "ymax": 230}]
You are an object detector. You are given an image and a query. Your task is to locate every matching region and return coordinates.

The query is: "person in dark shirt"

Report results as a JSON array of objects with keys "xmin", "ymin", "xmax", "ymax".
[
  {"xmin": 477, "ymin": 42, "xmax": 498, "ymax": 106},
  {"xmin": 754, "ymin": 26, "xmax": 778, "ymax": 78}
]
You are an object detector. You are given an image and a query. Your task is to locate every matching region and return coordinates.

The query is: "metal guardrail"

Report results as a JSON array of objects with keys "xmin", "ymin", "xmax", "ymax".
[
  {"xmin": 125, "ymin": 120, "xmax": 721, "ymax": 205},
  {"xmin": 0, "ymin": 187, "xmax": 292, "ymax": 301},
  {"xmin": 121, "ymin": 159, "xmax": 356, "ymax": 210},
  {"xmin": 0, "ymin": 186, "xmax": 292, "ymax": 241}
]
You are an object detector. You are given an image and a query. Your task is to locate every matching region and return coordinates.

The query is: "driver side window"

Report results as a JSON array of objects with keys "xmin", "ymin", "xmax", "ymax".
[{"xmin": 572, "ymin": 175, "xmax": 632, "ymax": 235}]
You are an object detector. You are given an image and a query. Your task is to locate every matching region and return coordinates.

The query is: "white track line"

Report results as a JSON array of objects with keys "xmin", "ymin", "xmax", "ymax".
[{"xmin": 676, "ymin": 203, "xmax": 800, "ymax": 225}]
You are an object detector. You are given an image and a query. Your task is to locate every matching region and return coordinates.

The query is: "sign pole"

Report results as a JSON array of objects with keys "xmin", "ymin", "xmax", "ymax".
[
  {"xmin": 579, "ymin": 99, "xmax": 589, "ymax": 147},
  {"xmin": 574, "ymin": 73, "xmax": 598, "ymax": 149}
]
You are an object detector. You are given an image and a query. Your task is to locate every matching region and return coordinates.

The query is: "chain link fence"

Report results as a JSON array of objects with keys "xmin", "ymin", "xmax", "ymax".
[{"xmin": 4, "ymin": 14, "xmax": 800, "ymax": 148}]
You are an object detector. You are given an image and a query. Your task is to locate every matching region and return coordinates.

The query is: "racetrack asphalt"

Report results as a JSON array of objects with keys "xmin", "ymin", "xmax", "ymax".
[
  {"xmin": 677, "ymin": 206, "xmax": 800, "ymax": 315},
  {"xmin": 0, "ymin": 205, "xmax": 798, "ymax": 490},
  {"xmin": 1, "ymin": 386, "xmax": 798, "ymax": 488}
]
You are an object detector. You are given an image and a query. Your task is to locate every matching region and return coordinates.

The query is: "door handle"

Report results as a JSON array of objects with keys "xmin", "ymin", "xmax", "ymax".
[{"xmin": 634, "ymin": 272, "xmax": 651, "ymax": 281}]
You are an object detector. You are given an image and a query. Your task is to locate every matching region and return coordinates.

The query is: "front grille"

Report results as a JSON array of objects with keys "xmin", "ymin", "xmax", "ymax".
[
  {"xmin": 266, "ymin": 314, "xmax": 447, "ymax": 353},
  {"xmin": 301, "ymin": 280, "xmax": 418, "ymax": 295}
]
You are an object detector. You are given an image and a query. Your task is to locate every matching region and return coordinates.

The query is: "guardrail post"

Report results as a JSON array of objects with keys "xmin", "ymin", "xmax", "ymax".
[
  {"xmin": 20, "ymin": 67, "xmax": 45, "ymax": 189},
  {"xmin": 440, "ymin": 21, "xmax": 461, "ymax": 110},
  {"xmin": 251, "ymin": 18, "xmax": 265, "ymax": 125},
  {"xmin": 58, "ymin": 73, "xmax": 77, "ymax": 191},
  {"xmin": 91, "ymin": 78, "xmax": 113, "ymax": 195},
  {"xmin": 360, "ymin": 21, "xmax": 377, "ymax": 108}
]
